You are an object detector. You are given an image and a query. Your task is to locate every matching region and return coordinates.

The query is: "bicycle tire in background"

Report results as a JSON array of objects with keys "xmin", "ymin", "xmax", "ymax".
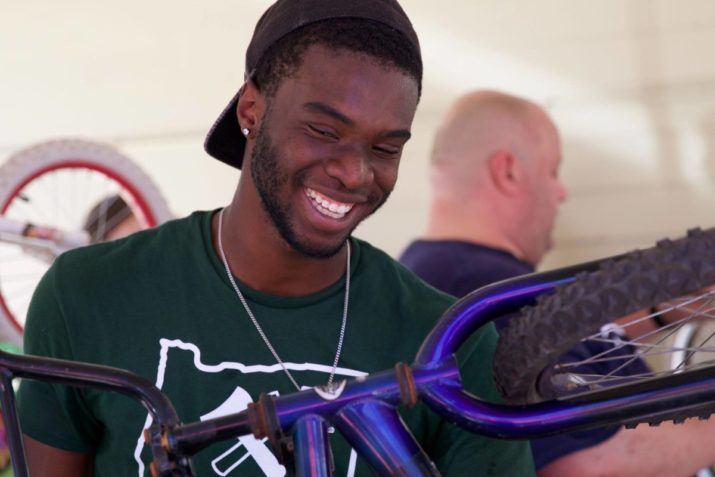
[
  {"xmin": 0, "ymin": 139, "xmax": 173, "ymax": 346},
  {"xmin": 494, "ymin": 227, "xmax": 715, "ymax": 406}
]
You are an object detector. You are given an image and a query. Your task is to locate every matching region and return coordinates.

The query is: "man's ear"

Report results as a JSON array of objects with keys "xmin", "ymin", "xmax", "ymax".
[
  {"xmin": 236, "ymin": 79, "xmax": 265, "ymax": 136},
  {"xmin": 488, "ymin": 151, "xmax": 523, "ymax": 196}
]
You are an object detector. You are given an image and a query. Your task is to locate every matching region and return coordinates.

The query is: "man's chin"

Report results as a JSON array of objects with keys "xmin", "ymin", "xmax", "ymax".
[{"xmin": 286, "ymin": 235, "xmax": 349, "ymax": 259}]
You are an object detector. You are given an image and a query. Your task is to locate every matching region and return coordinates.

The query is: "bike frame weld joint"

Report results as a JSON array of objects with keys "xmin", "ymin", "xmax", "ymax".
[{"xmin": 395, "ymin": 362, "xmax": 418, "ymax": 408}]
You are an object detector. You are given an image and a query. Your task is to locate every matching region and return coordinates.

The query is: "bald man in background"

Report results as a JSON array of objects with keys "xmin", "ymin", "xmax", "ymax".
[{"xmin": 400, "ymin": 90, "xmax": 715, "ymax": 477}]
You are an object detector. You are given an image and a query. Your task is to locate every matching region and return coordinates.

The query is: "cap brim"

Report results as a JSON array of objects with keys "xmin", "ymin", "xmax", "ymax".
[{"xmin": 204, "ymin": 90, "xmax": 246, "ymax": 169}]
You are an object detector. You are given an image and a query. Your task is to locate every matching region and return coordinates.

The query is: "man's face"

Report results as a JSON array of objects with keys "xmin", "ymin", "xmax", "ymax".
[
  {"xmin": 519, "ymin": 119, "xmax": 567, "ymax": 265},
  {"xmin": 248, "ymin": 45, "xmax": 419, "ymax": 258}
]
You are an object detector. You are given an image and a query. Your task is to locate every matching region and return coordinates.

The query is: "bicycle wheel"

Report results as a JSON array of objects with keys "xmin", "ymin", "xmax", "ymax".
[
  {"xmin": 0, "ymin": 139, "xmax": 173, "ymax": 346},
  {"xmin": 494, "ymin": 227, "xmax": 715, "ymax": 406},
  {"xmin": 668, "ymin": 324, "xmax": 715, "ymax": 477}
]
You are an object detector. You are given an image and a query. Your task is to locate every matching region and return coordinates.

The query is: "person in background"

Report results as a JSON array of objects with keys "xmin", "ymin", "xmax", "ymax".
[
  {"xmin": 400, "ymin": 89, "xmax": 715, "ymax": 477},
  {"xmin": 16, "ymin": 3, "xmax": 535, "ymax": 475},
  {"xmin": 83, "ymin": 194, "xmax": 141, "ymax": 242}
]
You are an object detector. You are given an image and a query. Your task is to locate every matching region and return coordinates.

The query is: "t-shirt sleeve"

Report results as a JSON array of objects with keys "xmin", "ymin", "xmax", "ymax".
[
  {"xmin": 16, "ymin": 256, "xmax": 102, "ymax": 452},
  {"xmin": 429, "ymin": 322, "xmax": 536, "ymax": 476}
]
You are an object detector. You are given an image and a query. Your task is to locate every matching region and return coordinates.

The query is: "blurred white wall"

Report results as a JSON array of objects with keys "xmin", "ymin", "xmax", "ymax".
[{"xmin": 2, "ymin": 0, "xmax": 714, "ymax": 270}]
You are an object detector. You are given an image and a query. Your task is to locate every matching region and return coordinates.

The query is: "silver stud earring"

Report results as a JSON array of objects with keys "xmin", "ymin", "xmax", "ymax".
[{"xmin": 241, "ymin": 128, "xmax": 250, "ymax": 137}]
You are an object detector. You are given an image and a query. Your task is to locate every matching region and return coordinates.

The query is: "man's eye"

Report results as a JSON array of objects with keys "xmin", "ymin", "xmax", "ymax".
[
  {"xmin": 373, "ymin": 145, "xmax": 401, "ymax": 157},
  {"xmin": 308, "ymin": 125, "xmax": 338, "ymax": 140}
]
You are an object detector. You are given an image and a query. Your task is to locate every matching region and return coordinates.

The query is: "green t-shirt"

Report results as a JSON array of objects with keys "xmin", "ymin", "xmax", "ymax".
[{"xmin": 17, "ymin": 210, "xmax": 534, "ymax": 476}]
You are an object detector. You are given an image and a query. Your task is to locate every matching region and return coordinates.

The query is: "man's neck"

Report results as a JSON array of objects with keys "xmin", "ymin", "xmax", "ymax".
[
  {"xmin": 211, "ymin": 204, "xmax": 349, "ymax": 297},
  {"xmin": 424, "ymin": 204, "xmax": 531, "ymax": 265}
]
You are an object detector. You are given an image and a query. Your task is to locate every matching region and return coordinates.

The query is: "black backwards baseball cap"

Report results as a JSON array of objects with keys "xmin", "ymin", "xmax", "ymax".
[{"xmin": 204, "ymin": 0, "xmax": 421, "ymax": 170}]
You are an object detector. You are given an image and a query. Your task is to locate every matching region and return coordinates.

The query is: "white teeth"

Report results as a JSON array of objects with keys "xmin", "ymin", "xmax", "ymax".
[{"xmin": 305, "ymin": 188, "xmax": 354, "ymax": 219}]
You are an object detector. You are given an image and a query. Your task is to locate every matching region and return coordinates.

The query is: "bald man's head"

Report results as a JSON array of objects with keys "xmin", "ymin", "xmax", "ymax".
[
  {"xmin": 426, "ymin": 90, "xmax": 567, "ymax": 266},
  {"xmin": 431, "ymin": 90, "xmax": 556, "ymax": 189}
]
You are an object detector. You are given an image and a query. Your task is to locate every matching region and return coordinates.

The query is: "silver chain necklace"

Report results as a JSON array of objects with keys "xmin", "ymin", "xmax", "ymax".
[{"xmin": 217, "ymin": 208, "xmax": 350, "ymax": 391}]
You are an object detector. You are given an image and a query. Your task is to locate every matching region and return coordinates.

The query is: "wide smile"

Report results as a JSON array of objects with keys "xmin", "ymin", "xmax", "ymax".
[{"xmin": 305, "ymin": 188, "xmax": 354, "ymax": 220}]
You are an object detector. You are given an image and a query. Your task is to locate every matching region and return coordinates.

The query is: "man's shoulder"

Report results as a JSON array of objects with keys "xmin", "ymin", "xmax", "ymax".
[
  {"xmin": 399, "ymin": 239, "xmax": 534, "ymax": 298},
  {"xmin": 401, "ymin": 239, "xmax": 527, "ymax": 268},
  {"xmin": 354, "ymin": 237, "xmax": 456, "ymax": 308},
  {"xmin": 350, "ymin": 238, "xmax": 457, "ymax": 361}
]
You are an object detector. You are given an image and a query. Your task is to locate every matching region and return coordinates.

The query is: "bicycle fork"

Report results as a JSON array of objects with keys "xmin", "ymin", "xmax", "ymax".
[
  {"xmin": 264, "ymin": 398, "xmax": 440, "ymax": 477},
  {"xmin": 244, "ymin": 385, "xmax": 441, "ymax": 476}
]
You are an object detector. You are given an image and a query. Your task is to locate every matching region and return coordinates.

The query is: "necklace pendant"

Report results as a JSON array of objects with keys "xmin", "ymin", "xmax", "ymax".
[{"xmin": 314, "ymin": 379, "xmax": 347, "ymax": 401}]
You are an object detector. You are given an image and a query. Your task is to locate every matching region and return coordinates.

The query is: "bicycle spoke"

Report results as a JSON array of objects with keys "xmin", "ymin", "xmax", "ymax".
[{"xmin": 550, "ymin": 291, "xmax": 715, "ymax": 392}]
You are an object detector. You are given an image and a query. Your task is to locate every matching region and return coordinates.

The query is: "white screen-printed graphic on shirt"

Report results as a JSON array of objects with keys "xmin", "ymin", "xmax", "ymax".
[{"xmin": 133, "ymin": 338, "xmax": 366, "ymax": 476}]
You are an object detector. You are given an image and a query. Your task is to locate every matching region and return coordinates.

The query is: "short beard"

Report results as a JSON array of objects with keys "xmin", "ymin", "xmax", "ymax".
[{"xmin": 250, "ymin": 117, "xmax": 347, "ymax": 259}]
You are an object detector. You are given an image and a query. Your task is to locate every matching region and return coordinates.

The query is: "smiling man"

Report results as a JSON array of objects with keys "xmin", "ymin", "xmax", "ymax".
[{"xmin": 17, "ymin": 1, "xmax": 535, "ymax": 476}]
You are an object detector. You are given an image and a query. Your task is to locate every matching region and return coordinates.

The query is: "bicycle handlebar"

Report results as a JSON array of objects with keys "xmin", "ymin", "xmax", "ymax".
[
  {"xmin": 0, "ymin": 352, "xmax": 181, "ymax": 477},
  {"xmin": 0, "ymin": 216, "xmax": 90, "ymax": 260}
]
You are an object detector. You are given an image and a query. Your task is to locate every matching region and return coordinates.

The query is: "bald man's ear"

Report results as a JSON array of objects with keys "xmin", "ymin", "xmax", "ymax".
[{"xmin": 488, "ymin": 151, "xmax": 523, "ymax": 196}]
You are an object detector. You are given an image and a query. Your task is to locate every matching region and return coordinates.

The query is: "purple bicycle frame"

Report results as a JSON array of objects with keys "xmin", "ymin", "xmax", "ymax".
[{"xmin": 4, "ymin": 257, "xmax": 715, "ymax": 476}]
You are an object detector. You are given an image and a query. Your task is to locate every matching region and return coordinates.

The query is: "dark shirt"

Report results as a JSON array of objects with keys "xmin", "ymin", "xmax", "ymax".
[
  {"xmin": 400, "ymin": 240, "xmax": 532, "ymax": 298},
  {"xmin": 400, "ymin": 239, "xmax": 649, "ymax": 470}
]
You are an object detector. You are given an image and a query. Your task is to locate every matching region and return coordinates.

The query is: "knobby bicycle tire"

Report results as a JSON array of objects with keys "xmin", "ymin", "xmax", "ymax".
[{"xmin": 494, "ymin": 227, "xmax": 715, "ymax": 406}]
